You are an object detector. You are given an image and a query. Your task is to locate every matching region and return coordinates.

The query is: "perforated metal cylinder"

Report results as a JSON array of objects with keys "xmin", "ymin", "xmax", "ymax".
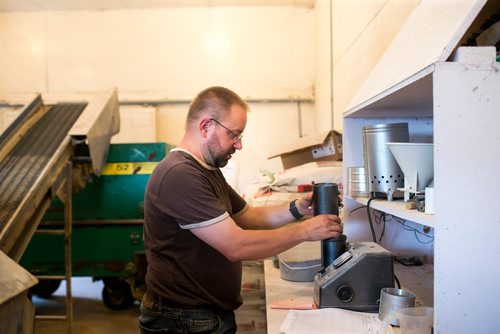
[{"xmin": 362, "ymin": 123, "xmax": 409, "ymax": 199}]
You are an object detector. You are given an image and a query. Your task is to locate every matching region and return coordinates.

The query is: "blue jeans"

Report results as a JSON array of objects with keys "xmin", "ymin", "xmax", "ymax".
[{"xmin": 138, "ymin": 293, "xmax": 237, "ymax": 334}]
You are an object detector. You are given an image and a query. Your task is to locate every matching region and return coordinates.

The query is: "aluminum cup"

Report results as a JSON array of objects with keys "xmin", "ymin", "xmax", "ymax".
[{"xmin": 378, "ymin": 287, "xmax": 416, "ymax": 326}]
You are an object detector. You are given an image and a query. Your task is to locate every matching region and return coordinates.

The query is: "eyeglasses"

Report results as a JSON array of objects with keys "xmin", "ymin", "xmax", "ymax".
[{"xmin": 209, "ymin": 118, "xmax": 243, "ymax": 143}]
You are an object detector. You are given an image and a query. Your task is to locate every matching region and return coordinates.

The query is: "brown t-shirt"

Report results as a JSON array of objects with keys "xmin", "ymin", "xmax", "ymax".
[{"xmin": 143, "ymin": 149, "xmax": 248, "ymax": 310}]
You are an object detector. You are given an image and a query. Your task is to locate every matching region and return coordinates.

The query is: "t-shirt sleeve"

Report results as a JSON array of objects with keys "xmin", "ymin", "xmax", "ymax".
[
  {"xmin": 156, "ymin": 161, "xmax": 245, "ymax": 229},
  {"xmin": 227, "ymin": 181, "xmax": 248, "ymax": 217}
]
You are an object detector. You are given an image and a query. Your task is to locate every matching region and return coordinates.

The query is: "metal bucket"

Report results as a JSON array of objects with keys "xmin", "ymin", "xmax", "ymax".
[
  {"xmin": 362, "ymin": 123, "xmax": 409, "ymax": 200},
  {"xmin": 347, "ymin": 166, "xmax": 370, "ymax": 198}
]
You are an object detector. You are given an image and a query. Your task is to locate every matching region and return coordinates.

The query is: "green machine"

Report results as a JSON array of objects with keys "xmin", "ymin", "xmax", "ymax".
[{"xmin": 20, "ymin": 142, "xmax": 171, "ymax": 310}]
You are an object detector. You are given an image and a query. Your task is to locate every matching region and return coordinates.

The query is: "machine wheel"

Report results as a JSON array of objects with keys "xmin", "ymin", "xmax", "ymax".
[
  {"xmin": 102, "ymin": 278, "xmax": 135, "ymax": 310},
  {"xmin": 31, "ymin": 279, "xmax": 62, "ymax": 298}
]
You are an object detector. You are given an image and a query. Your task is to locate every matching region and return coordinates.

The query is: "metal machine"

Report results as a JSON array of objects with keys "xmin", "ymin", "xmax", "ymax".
[
  {"xmin": 313, "ymin": 241, "xmax": 394, "ymax": 312},
  {"xmin": 362, "ymin": 122, "xmax": 409, "ymax": 201},
  {"xmin": 20, "ymin": 142, "xmax": 170, "ymax": 310},
  {"xmin": 0, "ymin": 91, "xmax": 119, "ymax": 261},
  {"xmin": 0, "ymin": 90, "xmax": 120, "ymax": 331},
  {"xmin": 311, "ymin": 182, "xmax": 394, "ymax": 312}
]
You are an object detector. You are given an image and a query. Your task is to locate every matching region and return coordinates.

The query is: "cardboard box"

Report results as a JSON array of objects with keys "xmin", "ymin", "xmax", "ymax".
[{"xmin": 268, "ymin": 130, "xmax": 342, "ymax": 169}]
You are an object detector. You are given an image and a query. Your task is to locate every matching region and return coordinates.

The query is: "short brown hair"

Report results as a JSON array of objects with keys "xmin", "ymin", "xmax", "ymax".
[{"xmin": 186, "ymin": 87, "xmax": 249, "ymax": 125}]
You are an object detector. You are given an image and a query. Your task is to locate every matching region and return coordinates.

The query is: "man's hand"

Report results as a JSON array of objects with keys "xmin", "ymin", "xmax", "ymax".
[
  {"xmin": 295, "ymin": 193, "xmax": 314, "ymax": 216},
  {"xmin": 296, "ymin": 192, "xmax": 343, "ymax": 217},
  {"xmin": 301, "ymin": 214, "xmax": 343, "ymax": 241}
]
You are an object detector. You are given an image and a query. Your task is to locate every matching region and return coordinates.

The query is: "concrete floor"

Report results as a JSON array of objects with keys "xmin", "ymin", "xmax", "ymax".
[{"xmin": 33, "ymin": 277, "xmax": 140, "ymax": 334}]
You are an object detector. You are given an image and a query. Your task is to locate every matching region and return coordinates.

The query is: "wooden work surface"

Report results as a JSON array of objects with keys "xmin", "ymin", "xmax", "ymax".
[{"xmin": 264, "ymin": 259, "xmax": 433, "ymax": 333}]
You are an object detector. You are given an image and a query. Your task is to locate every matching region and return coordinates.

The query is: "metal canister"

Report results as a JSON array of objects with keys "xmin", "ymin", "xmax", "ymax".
[
  {"xmin": 347, "ymin": 166, "xmax": 370, "ymax": 198},
  {"xmin": 362, "ymin": 123, "xmax": 409, "ymax": 200}
]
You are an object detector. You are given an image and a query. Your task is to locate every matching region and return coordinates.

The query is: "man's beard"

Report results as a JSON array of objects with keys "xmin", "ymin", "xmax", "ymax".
[{"xmin": 206, "ymin": 135, "xmax": 235, "ymax": 168}]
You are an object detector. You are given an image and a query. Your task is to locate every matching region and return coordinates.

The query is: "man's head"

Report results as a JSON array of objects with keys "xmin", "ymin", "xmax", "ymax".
[
  {"xmin": 187, "ymin": 86, "xmax": 249, "ymax": 124},
  {"xmin": 186, "ymin": 87, "xmax": 249, "ymax": 168}
]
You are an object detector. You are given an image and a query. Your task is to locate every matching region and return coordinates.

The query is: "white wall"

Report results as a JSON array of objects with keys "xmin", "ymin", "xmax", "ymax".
[
  {"xmin": 314, "ymin": 0, "xmax": 419, "ymax": 134},
  {"xmin": 111, "ymin": 106, "xmax": 157, "ymax": 144},
  {"xmin": 0, "ymin": 108, "xmax": 23, "ymax": 132},
  {"xmin": 0, "ymin": 7, "xmax": 314, "ymax": 99},
  {"xmin": 314, "ymin": 0, "xmax": 333, "ymax": 132},
  {"xmin": 0, "ymin": 5, "xmax": 316, "ymax": 191}
]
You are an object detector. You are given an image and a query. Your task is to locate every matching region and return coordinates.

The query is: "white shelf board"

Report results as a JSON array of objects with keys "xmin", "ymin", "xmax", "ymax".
[
  {"xmin": 345, "ymin": 0, "xmax": 486, "ymax": 117},
  {"xmin": 344, "ymin": 64, "xmax": 434, "ymax": 118},
  {"xmin": 347, "ymin": 196, "xmax": 434, "ymax": 228}
]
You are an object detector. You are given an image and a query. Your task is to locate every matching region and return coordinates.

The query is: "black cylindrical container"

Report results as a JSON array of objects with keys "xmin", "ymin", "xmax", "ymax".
[
  {"xmin": 313, "ymin": 183, "xmax": 339, "ymax": 216},
  {"xmin": 312, "ymin": 183, "xmax": 346, "ymax": 268},
  {"xmin": 321, "ymin": 235, "xmax": 347, "ymax": 268}
]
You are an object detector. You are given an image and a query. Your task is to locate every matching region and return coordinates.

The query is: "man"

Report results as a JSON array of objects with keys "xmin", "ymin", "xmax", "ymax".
[{"xmin": 139, "ymin": 86, "xmax": 342, "ymax": 333}]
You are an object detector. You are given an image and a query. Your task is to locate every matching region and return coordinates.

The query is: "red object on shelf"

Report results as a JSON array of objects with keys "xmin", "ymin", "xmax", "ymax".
[{"xmin": 297, "ymin": 184, "xmax": 313, "ymax": 192}]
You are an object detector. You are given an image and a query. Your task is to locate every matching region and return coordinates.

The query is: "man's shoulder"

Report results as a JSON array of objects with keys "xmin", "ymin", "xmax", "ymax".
[
  {"xmin": 160, "ymin": 150, "xmax": 195, "ymax": 168},
  {"xmin": 153, "ymin": 152, "xmax": 198, "ymax": 180}
]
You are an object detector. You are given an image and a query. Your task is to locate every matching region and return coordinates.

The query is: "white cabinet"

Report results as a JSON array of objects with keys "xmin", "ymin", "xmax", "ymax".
[{"xmin": 343, "ymin": 56, "xmax": 500, "ymax": 333}]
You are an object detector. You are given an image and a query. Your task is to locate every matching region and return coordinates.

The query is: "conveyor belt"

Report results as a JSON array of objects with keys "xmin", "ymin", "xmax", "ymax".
[
  {"xmin": 0, "ymin": 103, "xmax": 86, "ymax": 237},
  {"xmin": 0, "ymin": 95, "xmax": 43, "ymax": 150}
]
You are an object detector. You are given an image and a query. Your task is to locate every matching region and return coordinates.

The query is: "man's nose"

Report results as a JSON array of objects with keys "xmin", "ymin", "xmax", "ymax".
[{"xmin": 233, "ymin": 138, "xmax": 243, "ymax": 150}]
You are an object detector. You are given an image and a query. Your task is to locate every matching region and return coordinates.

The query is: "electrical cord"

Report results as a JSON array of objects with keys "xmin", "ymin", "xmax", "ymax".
[
  {"xmin": 366, "ymin": 197, "xmax": 378, "ymax": 243},
  {"xmin": 352, "ymin": 198, "xmax": 434, "ymax": 245},
  {"xmin": 388, "ymin": 215, "xmax": 435, "ymax": 244},
  {"xmin": 357, "ymin": 197, "xmax": 433, "ymax": 292},
  {"xmin": 376, "ymin": 211, "xmax": 387, "ymax": 244},
  {"xmin": 349, "ymin": 198, "xmax": 386, "ymax": 244},
  {"xmin": 352, "ymin": 198, "xmax": 407, "ymax": 289},
  {"xmin": 348, "ymin": 205, "xmax": 367, "ymax": 215},
  {"xmin": 394, "ymin": 274, "xmax": 401, "ymax": 289}
]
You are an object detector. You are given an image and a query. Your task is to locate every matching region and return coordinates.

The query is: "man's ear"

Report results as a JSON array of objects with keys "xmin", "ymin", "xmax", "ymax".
[{"xmin": 200, "ymin": 118, "xmax": 211, "ymax": 136}]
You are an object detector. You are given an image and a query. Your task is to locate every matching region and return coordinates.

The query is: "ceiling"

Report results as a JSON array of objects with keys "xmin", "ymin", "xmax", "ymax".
[{"xmin": 0, "ymin": 0, "xmax": 315, "ymax": 11}]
